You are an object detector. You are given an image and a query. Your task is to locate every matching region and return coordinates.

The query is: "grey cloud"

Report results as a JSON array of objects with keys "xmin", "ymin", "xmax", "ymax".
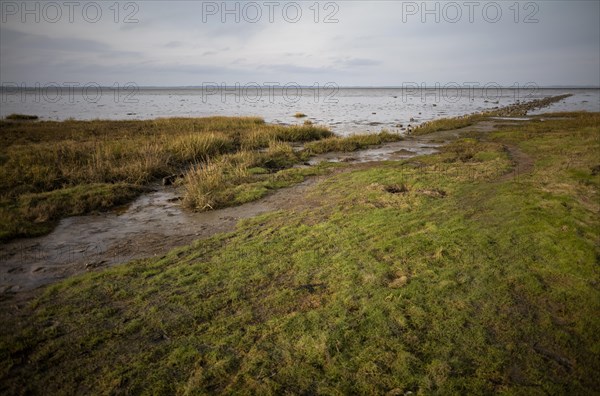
[
  {"xmin": 164, "ymin": 41, "xmax": 184, "ymax": 48},
  {"xmin": 339, "ymin": 58, "xmax": 382, "ymax": 67},
  {"xmin": 263, "ymin": 64, "xmax": 337, "ymax": 75},
  {"xmin": 1, "ymin": 1, "xmax": 598, "ymax": 86},
  {"xmin": 1, "ymin": 27, "xmax": 139, "ymax": 57}
]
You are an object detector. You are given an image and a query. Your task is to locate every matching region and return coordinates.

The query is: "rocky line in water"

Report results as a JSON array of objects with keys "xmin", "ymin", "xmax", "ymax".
[{"xmin": 487, "ymin": 94, "xmax": 573, "ymax": 117}]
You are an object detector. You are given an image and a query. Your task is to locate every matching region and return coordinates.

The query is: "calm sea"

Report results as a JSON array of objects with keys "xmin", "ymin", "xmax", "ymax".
[{"xmin": 1, "ymin": 87, "xmax": 598, "ymax": 136}]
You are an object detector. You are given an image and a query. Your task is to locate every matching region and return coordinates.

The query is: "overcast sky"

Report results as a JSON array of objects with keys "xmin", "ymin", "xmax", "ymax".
[{"xmin": 1, "ymin": 0, "xmax": 599, "ymax": 87}]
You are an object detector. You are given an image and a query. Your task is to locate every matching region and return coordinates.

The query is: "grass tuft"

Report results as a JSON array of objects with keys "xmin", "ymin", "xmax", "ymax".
[{"xmin": 5, "ymin": 113, "xmax": 39, "ymax": 120}]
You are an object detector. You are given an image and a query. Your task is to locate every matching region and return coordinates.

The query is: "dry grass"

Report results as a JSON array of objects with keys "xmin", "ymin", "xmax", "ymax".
[
  {"xmin": 5, "ymin": 114, "xmax": 38, "ymax": 120},
  {"xmin": 410, "ymin": 114, "xmax": 483, "ymax": 136},
  {"xmin": 304, "ymin": 130, "xmax": 403, "ymax": 154},
  {"xmin": 182, "ymin": 160, "xmax": 249, "ymax": 210},
  {"xmin": 0, "ymin": 117, "xmax": 333, "ymax": 240}
]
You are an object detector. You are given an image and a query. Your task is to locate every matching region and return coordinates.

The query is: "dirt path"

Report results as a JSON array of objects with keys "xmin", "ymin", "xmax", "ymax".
[
  {"xmin": 411, "ymin": 118, "xmax": 536, "ymax": 181},
  {"xmin": 498, "ymin": 144, "xmax": 535, "ymax": 181}
]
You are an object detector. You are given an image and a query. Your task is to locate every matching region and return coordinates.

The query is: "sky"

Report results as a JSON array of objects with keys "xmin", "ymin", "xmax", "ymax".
[{"xmin": 1, "ymin": 0, "xmax": 599, "ymax": 87}]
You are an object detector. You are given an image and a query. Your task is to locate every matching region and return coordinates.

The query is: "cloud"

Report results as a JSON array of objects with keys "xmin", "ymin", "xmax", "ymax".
[
  {"xmin": 0, "ymin": 1, "xmax": 598, "ymax": 86},
  {"xmin": 164, "ymin": 41, "xmax": 184, "ymax": 48},
  {"xmin": 338, "ymin": 58, "xmax": 382, "ymax": 67}
]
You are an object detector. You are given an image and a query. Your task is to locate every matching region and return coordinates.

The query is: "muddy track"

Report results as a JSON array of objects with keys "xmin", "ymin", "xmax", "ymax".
[{"xmin": 498, "ymin": 144, "xmax": 535, "ymax": 181}]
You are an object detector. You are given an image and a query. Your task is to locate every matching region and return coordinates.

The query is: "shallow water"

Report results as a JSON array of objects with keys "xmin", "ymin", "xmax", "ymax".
[{"xmin": 2, "ymin": 87, "xmax": 598, "ymax": 135}]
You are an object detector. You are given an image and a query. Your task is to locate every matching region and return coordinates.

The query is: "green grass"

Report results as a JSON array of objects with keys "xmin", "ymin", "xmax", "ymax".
[{"xmin": 1, "ymin": 112, "xmax": 598, "ymax": 394}]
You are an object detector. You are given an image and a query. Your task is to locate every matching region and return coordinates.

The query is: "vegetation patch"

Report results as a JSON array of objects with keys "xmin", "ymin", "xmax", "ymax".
[
  {"xmin": 1, "ymin": 112, "xmax": 597, "ymax": 394},
  {"xmin": 4, "ymin": 114, "xmax": 39, "ymax": 121},
  {"xmin": 0, "ymin": 117, "xmax": 335, "ymax": 240},
  {"xmin": 304, "ymin": 131, "xmax": 403, "ymax": 154},
  {"xmin": 0, "ymin": 116, "xmax": 416, "ymax": 240}
]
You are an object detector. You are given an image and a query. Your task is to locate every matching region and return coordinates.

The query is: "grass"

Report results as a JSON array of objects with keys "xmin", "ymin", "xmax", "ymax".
[
  {"xmin": 294, "ymin": 112, "xmax": 307, "ymax": 118},
  {"xmin": 304, "ymin": 130, "xmax": 403, "ymax": 154},
  {"xmin": 4, "ymin": 114, "xmax": 39, "ymax": 120},
  {"xmin": 1, "ymin": 112, "xmax": 598, "ymax": 394},
  {"xmin": 0, "ymin": 116, "xmax": 411, "ymax": 240},
  {"xmin": 410, "ymin": 114, "xmax": 484, "ymax": 136},
  {"xmin": 0, "ymin": 117, "xmax": 334, "ymax": 241},
  {"xmin": 0, "ymin": 184, "xmax": 145, "ymax": 240}
]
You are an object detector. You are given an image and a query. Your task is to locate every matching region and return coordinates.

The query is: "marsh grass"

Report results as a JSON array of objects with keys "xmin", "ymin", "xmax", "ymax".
[
  {"xmin": 0, "ymin": 117, "xmax": 333, "ymax": 240},
  {"xmin": 304, "ymin": 130, "xmax": 403, "ymax": 154},
  {"xmin": 2, "ymin": 112, "xmax": 597, "ymax": 394},
  {"xmin": 182, "ymin": 141, "xmax": 328, "ymax": 211},
  {"xmin": 410, "ymin": 114, "xmax": 484, "ymax": 135},
  {"xmin": 4, "ymin": 114, "xmax": 39, "ymax": 120}
]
